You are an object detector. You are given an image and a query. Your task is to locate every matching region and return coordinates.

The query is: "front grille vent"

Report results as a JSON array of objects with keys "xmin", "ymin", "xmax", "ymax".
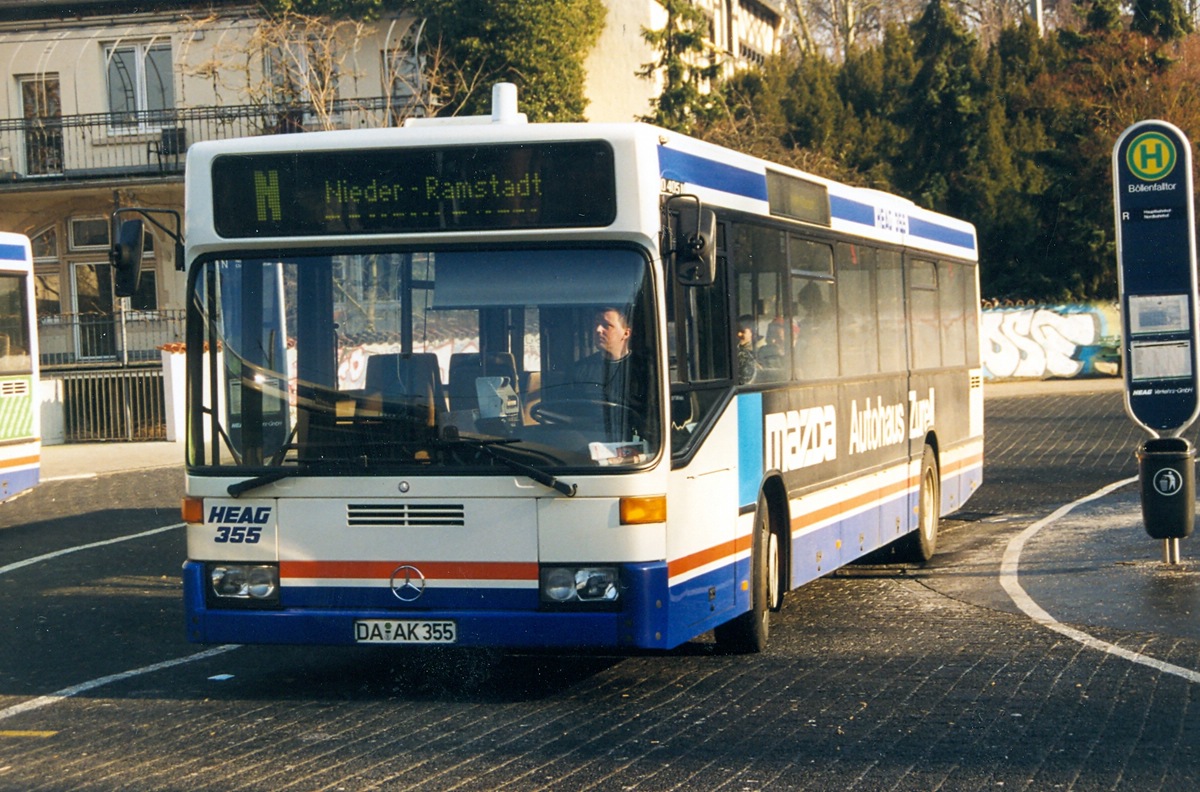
[{"xmin": 347, "ymin": 503, "xmax": 466, "ymax": 528}]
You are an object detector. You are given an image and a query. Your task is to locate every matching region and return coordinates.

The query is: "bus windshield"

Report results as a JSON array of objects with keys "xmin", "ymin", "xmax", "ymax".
[{"xmin": 188, "ymin": 247, "xmax": 661, "ymax": 475}]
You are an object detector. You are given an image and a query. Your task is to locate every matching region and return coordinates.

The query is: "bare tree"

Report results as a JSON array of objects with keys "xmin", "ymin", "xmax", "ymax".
[
  {"xmin": 782, "ymin": 0, "xmax": 1051, "ymax": 59},
  {"xmin": 783, "ymin": 0, "xmax": 925, "ymax": 60},
  {"xmin": 782, "ymin": 0, "xmax": 821, "ymax": 55},
  {"xmin": 181, "ymin": 9, "xmax": 440, "ymax": 132},
  {"xmin": 950, "ymin": 0, "xmax": 1041, "ymax": 44}
]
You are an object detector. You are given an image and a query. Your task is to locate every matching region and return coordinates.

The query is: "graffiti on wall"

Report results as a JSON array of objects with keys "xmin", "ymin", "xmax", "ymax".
[{"xmin": 982, "ymin": 303, "xmax": 1121, "ymax": 380}]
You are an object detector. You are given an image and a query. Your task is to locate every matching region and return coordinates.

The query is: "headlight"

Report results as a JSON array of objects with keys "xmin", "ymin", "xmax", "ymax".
[
  {"xmin": 539, "ymin": 565, "xmax": 620, "ymax": 606},
  {"xmin": 210, "ymin": 564, "xmax": 279, "ymax": 603},
  {"xmin": 542, "ymin": 567, "xmax": 577, "ymax": 602}
]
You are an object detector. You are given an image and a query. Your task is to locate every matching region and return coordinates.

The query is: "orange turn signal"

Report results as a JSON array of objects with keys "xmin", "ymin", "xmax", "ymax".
[
  {"xmin": 619, "ymin": 495, "xmax": 666, "ymax": 525},
  {"xmin": 181, "ymin": 496, "xmax": 204, "ymax": 524}
]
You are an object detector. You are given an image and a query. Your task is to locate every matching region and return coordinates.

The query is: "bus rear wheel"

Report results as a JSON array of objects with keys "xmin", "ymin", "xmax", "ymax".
[
  {"xmin": 897, "ymin": 444, "xmax": 939, "ymax": 563},
  {"xmin": 715, "ymin": 495, "xmax": 778, "ymax": 653}
]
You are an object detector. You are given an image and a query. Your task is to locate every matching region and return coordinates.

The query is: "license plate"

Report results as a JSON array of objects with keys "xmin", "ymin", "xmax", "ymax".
[{"xmin": 354, "ymin": 619, "xmax": 457, "ymax": 644}]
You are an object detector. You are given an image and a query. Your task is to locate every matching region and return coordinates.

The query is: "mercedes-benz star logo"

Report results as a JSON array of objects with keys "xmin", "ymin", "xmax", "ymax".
[{"xmin": 390, "ymin": 565, "xmax": 426, "ymax": 602}]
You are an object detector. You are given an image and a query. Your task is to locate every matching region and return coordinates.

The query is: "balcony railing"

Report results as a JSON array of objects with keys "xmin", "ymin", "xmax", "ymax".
[
  {"xmin": 39, "ymin": 309, "xmax": 185, "ymax": 368},
  {"xmin": 0, "ymin": 97, "xmax": 410, "ymax": 185}
]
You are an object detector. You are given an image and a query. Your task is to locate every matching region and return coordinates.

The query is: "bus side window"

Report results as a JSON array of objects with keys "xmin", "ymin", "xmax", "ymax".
[
  {"xmin": 789, "ymin": 237, "xmax": 837, "ymax": 380},
  {"xmin": 836, "ymin": 243, "xmax": 879, "ymax": 378},
  {"xmin": 964, "ymin": 264, "xmax": 981, "ymax": 367},
  {"xmin": 669, "ymin": 222, "xmax": 733, "ymax": 457},
  {"xmin": 908, "ymin": 258, "xmax": 941, "ymax": 370},
  {"xmin": 877, "ymin": 250, "xmax": 907, "ymax": 373},
  {"xmin": 733, "ymin": 223, "xmax": 788, "ymax": 383},
  {"xmin": 938, "ymin": 260, "xmax": 967, "ymax": 367}
]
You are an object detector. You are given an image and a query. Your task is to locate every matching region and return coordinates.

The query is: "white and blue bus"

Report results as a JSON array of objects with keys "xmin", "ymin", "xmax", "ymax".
[
  {"xmin": 0, "ymin": 232, "xmax": 39, "ymax": 501},
  {"xmin": 152, "ymin": 84, "xmax": 981, "ymax": 652}
]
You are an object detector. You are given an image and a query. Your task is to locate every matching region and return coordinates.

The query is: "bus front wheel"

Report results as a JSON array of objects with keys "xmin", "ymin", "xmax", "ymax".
[{"xmin": 715, "ymin": 495, "xmax": 778, "ymax": 653}]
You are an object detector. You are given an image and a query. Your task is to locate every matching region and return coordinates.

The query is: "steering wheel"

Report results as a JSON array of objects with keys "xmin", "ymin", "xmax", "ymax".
[{"xmin": 530, "ymin": 398, "xmax": 642, "ymax": 429}]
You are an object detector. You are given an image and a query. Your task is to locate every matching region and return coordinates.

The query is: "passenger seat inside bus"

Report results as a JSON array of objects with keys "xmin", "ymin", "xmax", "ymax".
[{"xmin": 363, "ymin": 352, "xmax": 447, "ymax": 426}]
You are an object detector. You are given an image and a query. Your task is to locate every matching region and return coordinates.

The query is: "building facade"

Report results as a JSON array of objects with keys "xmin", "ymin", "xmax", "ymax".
[{"xmin": 584, "ymin": 0, "xmax": 785, "ymax": 122}]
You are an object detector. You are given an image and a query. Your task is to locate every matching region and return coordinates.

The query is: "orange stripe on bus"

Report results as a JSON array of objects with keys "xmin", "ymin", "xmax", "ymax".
[
  {"xmin": 281, "ymin": 560, "xmax": 538, "ymax": 581},
  {"xmin": 940, "ymin": 451, "xmax": 983, "ymax": 474},
  {"xmin": 789, "ymin": 478, "xmax": 910, "ymax": 533},
  {"xmin": 0, "ymin": 454, "xmax": 39, "ymax": 469},
  {"xmin": 667, "ymin": 452, "xmax": 983, "ymax": 579},
  {"xmin": 668, "ymin": 536, "xmax": 748, "ymax": 578},
  {"xmin": 788, "ymin": 452, "xmax": 981, "ymax": 533}
]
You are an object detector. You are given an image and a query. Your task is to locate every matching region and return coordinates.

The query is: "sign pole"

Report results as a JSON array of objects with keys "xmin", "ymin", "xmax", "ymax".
[{"xmin": 1112, "ymin": 120, "xmax": 1200, "ymax": 561}]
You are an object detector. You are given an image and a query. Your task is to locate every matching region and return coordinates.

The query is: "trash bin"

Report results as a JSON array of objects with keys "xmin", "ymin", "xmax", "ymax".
[{"xmin": 1136, "ymin": 437, "xmax": 1195, "ymax": 539}]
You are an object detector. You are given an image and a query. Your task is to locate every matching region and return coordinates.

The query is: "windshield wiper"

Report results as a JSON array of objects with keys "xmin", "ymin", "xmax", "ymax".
[
  {"xmin": 441, "ymin": 431, "xmax": 576, "ymax": 497},
  {"xmin": 227, "ymin": 468, "xmax": 300, "ymax": 498}
]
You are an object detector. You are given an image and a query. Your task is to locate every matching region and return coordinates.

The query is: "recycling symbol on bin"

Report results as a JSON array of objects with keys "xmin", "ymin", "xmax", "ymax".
[{"xmin": 1153, "ymin": 467, "xmax": 1185, "ymax": 497}]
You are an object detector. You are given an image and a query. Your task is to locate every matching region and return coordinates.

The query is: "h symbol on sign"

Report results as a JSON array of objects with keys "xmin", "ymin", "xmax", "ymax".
[{"xmin": 1138, "ymin": 141, "xmax": 1166, "ymax": 172}]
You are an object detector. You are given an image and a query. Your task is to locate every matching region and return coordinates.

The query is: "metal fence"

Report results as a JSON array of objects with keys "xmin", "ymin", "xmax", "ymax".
[
  {"xmin": 59, "ymin": 367, "xmax": 166, "ymax": 442},
  {"xmin": 0, "ymin": 97, "xmax": 405, "ymax": 183},
  {"xmin": 39, "ymin": 309, "xmax": 185, "ymax": 368},
  {"xmin": 42, "ymin": 311, "xmax": 184, "ymax": 442}
]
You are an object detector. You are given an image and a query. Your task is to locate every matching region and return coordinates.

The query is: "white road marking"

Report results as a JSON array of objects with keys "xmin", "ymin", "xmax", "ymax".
[
  {"xmin": 0, "ymin": 522, "xmax": 241, "ymax": 722},
  {"xmin": 0, "ymin": 646, "xmax": 240, "ymax": 723},
  {"xmin": 0, "ymin": 523, "xmax": 183, "ymax": 577},
  {"xmin": 1000, "ymin": 476, "xmax": 1200, "ymax": 684}
]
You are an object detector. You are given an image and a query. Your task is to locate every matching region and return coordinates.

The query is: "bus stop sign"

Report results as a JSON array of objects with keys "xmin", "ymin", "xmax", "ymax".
[{"xmin": 1113, "ymin": 120, "xmax": 1200, "ymax": 436}]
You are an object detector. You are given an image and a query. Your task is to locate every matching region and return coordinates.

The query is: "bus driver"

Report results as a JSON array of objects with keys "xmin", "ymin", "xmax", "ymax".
[{"xmin": 571, "ymin": 306, "xmax": 650, "ymax": 441}]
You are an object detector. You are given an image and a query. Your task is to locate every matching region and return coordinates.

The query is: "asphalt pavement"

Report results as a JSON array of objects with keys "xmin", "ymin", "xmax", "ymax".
[
  {"xmin": 943, "ymin": 375, "xmax": 1200, "ymax": 677},
  {"xmin": 40, "ymin": 439, "xmax": 183, "ymax": 481}
]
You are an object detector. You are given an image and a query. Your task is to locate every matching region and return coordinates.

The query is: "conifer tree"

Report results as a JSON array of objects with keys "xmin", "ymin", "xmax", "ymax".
[
  {"xmin": 638, "ymin": 0, "xmax": 722, "ymax": 133},
  {"xmin": 896, "ymin": 0, "xmax": 984, "ymax": 212},
  {"xmin": 412, "ymin": 0, "xmax": 605, "ymax": 120},
  {"xmin": 969, "ymin": 20, "xmax": 1058, "ymax": 299},
  {"xmin": 1131, "ymin": 0, "xmax": 1193, "ymax": 41},
  {"xmin": 837, "ymin": 22, "xmax": 916, "ymax": 188}
]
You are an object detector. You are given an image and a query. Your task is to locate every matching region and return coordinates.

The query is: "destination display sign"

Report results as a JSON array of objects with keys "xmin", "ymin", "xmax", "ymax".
[
  {"xmin": 1113, "ymin": 120, "xmax": 1200, "ymax": 435},
  {"xmin": 211, "ymin": 141, "xmax": 617, "ymax": 238}
]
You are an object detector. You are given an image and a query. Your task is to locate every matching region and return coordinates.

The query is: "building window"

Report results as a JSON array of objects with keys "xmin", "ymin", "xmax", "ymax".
[
  {"xmin": 738, "ymin": 42, "xmax": 765, "ymax": 66},
  {"xmin": 35, "ymin": 273, "xmax": 61, "ymax": 317},
  {"xmin": 382, "ymin": 37, "xmax": 425, "ymax": 122},
  {"xmin": 130, "ymin": 270, "xmax": 158, "ymax": 312},
  {"xmin": 19, "ymin": 75, "xmax": 63, "ymax": 176},
  {"xmin": 130, "ymin": 236, "xmax": 158, "ymax": 312},
  {"xmin": 31, "ymin": 227, "xmax": 60, "ymax": 317},
  {"xmin": 106, "ymin": 41, "xmax": 175, "ymax": 129},
  {"xmin": 31, "ymin": 227, "xmax": 58, "ymax": 260},
  {"xmin": 70, "ymin": 218, "xmax": 109, "ymax": 251}
]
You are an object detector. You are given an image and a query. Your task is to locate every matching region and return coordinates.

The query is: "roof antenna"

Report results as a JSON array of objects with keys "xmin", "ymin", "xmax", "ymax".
[{"xmin": 491, "ymin": 83, "xmax": 527, "ymax": 124}]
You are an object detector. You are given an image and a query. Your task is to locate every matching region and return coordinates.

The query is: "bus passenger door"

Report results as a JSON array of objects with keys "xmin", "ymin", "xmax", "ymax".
[{"xmin": 665, "ymin": 223, "xmax": 742, "ymax": 640}]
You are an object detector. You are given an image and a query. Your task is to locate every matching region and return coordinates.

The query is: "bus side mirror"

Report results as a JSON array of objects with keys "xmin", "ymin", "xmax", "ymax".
[
  {"xmin": 110, "ymin": 219, "xmax": 145, "ymax": 297},
  {"xmin": 669, "ymin": 196, "xmax": 717, "ymax": 287}
]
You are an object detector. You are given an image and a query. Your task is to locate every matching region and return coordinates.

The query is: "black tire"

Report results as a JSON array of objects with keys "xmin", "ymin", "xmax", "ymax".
[
  {"xmin": 715, "ymin": 495, "xmax": 780, "ymax": 653},
  {"xmin": 896, "ymin": 444, "xmax": 939, "ymax": 563}
]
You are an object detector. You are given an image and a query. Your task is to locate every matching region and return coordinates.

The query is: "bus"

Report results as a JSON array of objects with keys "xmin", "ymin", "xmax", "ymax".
[
  {"xmin": 0, "ymin": 232, "xmax": 39, "ymax": 501},
  {"xmin": 141, "ymin": 84, "xmax": 982, "ymax": 652}
]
